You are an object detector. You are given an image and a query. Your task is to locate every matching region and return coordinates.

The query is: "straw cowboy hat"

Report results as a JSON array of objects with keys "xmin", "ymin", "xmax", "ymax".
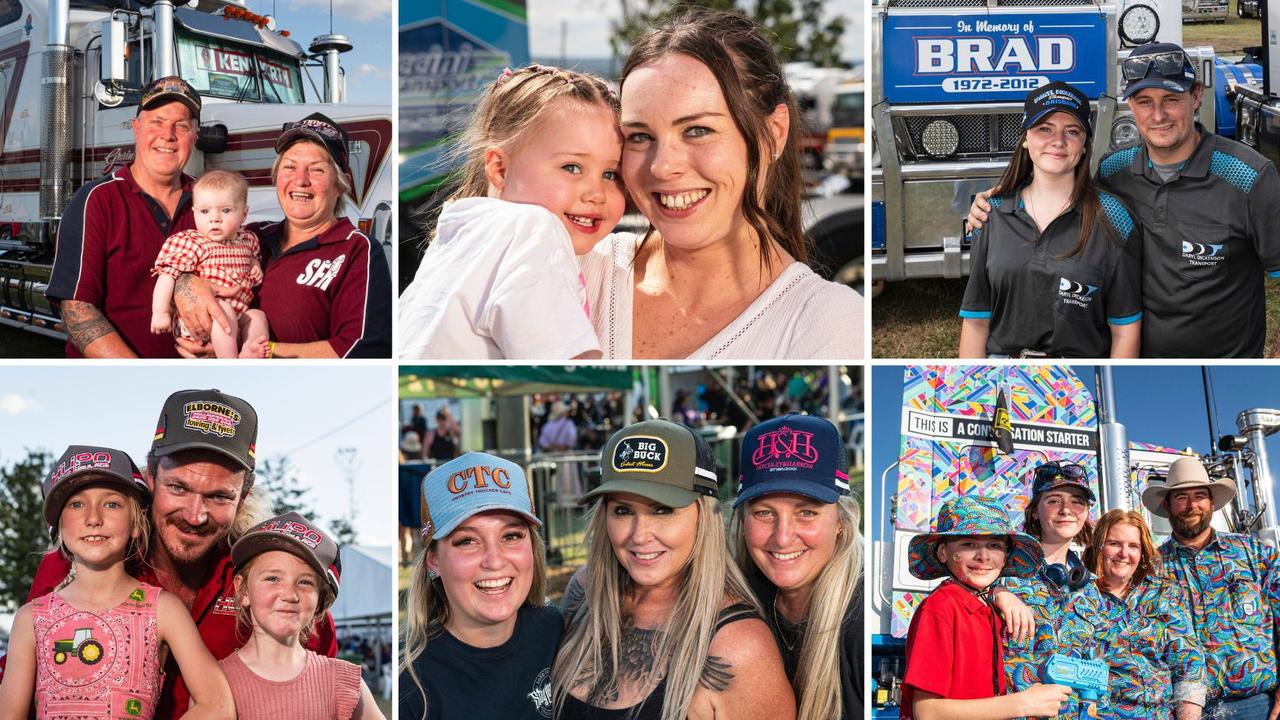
[
  {"xmin": 908, "ymin": 495, "xmax": 1044, "ymax": 580},
  {"xmin": 1141, "ymin": 457, "xmax": 1237, "ymax": 518}
]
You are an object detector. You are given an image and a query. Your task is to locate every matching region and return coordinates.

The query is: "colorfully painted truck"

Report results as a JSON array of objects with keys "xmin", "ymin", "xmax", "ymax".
[{"xmin": 870, "ymin": 365, "xmax": 1280, "ymax": 717}]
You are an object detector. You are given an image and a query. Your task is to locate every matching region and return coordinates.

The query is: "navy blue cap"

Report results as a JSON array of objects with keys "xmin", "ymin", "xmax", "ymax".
[
  {"xmin": 1121, "ymin": 42, "xmax": 1196, "ymax": 100},
  {"xmin": 1022, "ymin": 81, "xmax": 1092, "ymax": 136},
  {"xmin": 734, "ymin": 414, "xmax": 850, "ymax": 507}
]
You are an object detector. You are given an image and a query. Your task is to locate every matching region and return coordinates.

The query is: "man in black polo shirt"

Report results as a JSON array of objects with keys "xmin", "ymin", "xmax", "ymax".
[
  {"xmin": 969, "ymin": 43, "xmax": 1280, "ymax": 357},
  {"xmin": 46, "ymin": 77, "xmax": 202, "ymax": 358}
]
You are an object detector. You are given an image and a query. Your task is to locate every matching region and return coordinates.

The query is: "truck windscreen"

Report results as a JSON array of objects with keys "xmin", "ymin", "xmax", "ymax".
[{"xmin": 175, "ymin": 29, "xmax": 305, "ymax": 103}]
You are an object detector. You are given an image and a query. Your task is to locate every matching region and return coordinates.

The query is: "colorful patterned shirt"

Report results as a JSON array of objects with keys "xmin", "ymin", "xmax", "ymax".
[
  {"xmin": 1100, "ymin": 574, "xmax": 1207, "ymax": 719},
  {"xmin": 1005, "ymin": 563, "xmax": 1122, "ymax": 720},
  {"xmin": 1159, "ymin": 531, "xmax": 1280, "ymax": 701}
]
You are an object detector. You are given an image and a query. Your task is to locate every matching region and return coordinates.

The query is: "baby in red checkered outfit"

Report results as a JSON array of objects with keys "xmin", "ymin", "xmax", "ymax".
[{"xmin": 150, "ymin": 170, "xmax": 270, "ymax": 358}]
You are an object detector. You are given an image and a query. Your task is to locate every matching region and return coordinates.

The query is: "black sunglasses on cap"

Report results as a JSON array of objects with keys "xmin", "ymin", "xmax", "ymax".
[
  {"xmin": 1121, "ymin": 51, "xmax": 1191, "ymax": 81},
  {"xmin": 1032, "ymin": 462, "xmax": 1087, "ymax": 492}
]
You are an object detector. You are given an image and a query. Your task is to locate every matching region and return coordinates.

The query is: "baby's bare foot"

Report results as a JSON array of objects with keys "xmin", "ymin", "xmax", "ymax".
[{"xmin": 240, "ymin": 335, "xmax": 269, "ymax": 359}]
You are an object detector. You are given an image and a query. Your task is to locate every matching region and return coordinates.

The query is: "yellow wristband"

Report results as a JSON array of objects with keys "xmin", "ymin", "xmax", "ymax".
[{"xmin": 267, "ymin": 341, "xmax": 276, "ymax": 359}]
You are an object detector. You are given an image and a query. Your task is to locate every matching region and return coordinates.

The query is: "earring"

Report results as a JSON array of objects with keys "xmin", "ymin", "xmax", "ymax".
[{"xmin": 426, "ymin": 569, "xmax": 438, "ymax": 580}]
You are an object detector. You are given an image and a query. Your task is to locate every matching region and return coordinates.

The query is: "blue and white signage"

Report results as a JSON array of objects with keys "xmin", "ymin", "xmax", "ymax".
[{"xmin": 881, "ymin": 12, "xmax": 1108, "ymax": 104}]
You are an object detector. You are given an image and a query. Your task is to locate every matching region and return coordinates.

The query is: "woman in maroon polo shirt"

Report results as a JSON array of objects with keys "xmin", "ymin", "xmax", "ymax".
[{"xmin": 174, "ymin": 113, "xmax": 391, "ymax": 358}]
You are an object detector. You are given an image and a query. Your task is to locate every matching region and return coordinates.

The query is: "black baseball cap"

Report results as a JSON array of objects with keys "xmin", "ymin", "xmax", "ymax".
[
  {"xmin": 138, "ymin": 75, "xmax": 201, "ymax": 119},
  {"xmin": 1022, "ymin": 81, "xmax": 1092, "ymax": 135},
  {"xmin": 580, "ymin": 420, "xmax": 719, "ymax": 508},
  {"xmin": 43, "ymin": 445, "xmax": 150, "ymax": 526},
  {"xmin": 152, "ymin": 389, "xmax": 257, "ymax": 474},
  {"xmin": 231, "ymin": 511, "xmax": 342, "ymax": 602},
  {"xmin": 276, "ymin": 112, "xmax": 350, "ymax": 175}
]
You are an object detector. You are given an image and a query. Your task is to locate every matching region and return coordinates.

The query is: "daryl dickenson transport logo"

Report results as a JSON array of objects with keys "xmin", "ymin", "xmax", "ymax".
[
  {"xmin": 1058, "ymin": 277, "xmax": 1097, "ymax": 308},
  {"xmin": 529, "ymin": 667, "xmax": 553, "ymax": 717},
  {"xmin": 1182, "ymin": 241, "xmax": 1224, "ymax": 267}
]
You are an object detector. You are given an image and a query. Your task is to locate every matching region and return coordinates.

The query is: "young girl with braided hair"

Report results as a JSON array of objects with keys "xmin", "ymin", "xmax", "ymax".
[{"xmin": 398, "ymin": 64, "xmax": 624, "ymax": 360}]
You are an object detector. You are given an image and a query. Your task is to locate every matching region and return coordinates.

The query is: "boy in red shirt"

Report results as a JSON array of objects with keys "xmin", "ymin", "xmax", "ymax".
[{"xmin": 901, "ymin": 495, "xmax": 1073, "ymax": 720}]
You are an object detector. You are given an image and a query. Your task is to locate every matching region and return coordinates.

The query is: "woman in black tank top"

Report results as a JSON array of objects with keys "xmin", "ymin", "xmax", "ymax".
[
  {"xmin": 552, "ymin": 419, "xmax": 796, "ymax": 720},
  {"xmin": 731, "ymin": 414, "xmax": 864, "ymax": 720}
]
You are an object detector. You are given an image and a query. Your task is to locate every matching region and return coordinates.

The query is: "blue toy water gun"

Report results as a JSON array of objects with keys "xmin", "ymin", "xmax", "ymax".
[{"xmin": 1043, "ymin": 654, "xmax": 1109, "ymax": 719}]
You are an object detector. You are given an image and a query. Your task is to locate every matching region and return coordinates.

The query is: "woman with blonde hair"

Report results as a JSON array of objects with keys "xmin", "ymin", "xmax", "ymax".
[
  {"xmin": 554, "ymin": 419, "xmax": 795, "ymax": 719},
  {"xmin": 732, "ymin": 414, "xmax": 863, "ymax": 719},
  {"xmin": 399, "ymin": 453, "xmax": 560, "ymax": 720},
  {"xmin": 1084, "ymin": 508, "xmax": 1207, "ymax": 719}
]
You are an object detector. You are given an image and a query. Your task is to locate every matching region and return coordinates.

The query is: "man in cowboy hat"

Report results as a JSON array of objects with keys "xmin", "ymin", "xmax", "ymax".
[{"xmin": 1143, "ymin": 457, "xmax": 1280, "ymax": 719}]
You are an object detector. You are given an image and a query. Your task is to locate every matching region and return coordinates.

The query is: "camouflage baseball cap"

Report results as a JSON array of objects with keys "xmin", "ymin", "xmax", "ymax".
[
  {"xmin": 138, "ymin": 75, "xmax": 201, "ymax": 119},
  {"xmin": 580, "ymin": 419, "xmax": 719, "ymax": 508},
  {"xmin": 231, "ymin": 511, "xmax": 342, "ymax": 601},
  {"xmin": 43, "ymin": 445, "xmax": 149, "ymax": 526},
  {"xmin": 151, "ymin": 389, "xmax": 257, "ymax": 473}
]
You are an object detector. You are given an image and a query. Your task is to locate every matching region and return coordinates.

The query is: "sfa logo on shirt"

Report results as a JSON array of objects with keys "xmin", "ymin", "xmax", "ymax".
[
  {"xmin": 1182, "ymin": 241, "xmax": 1225, "ymax": 268},
  {"xmin": 296, "ymin": 253, "xmax": 346, "ymax": 291},
  {"xmin": 1058, "ymin": 277, "xmax": 1098, "ymax": 308}
]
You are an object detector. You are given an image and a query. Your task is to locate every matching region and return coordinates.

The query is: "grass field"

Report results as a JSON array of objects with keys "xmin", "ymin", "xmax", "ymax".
[
  {"xmin": 873, "ymin": 279, "xmax": 1280, "ymax": 358},
  {"xmin": 1182, "ymin": 1, "xmax": 1260, "ymax": 54}
]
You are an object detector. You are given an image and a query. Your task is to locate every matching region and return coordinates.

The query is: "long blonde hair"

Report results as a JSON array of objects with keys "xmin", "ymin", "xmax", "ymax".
[
  {"xmin": 731, "ymin": 495, "xmax": 862, "ymax": 720},
  {"xmin": 400, "ymin": 522, "xmax": 549, "ymax": 720},
  {"xmin": 552, "ymin": 495, "xmax": 759, "ymax": 720}
]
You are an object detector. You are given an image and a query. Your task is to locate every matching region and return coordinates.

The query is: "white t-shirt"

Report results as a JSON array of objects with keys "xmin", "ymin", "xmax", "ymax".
[
  {"xmin": 397, "ymin": 197, "xmax": 602, "ymax": 359},
  {"xmin": 580, "ymin": 234, "xmax": 864, "ymax": 359}
]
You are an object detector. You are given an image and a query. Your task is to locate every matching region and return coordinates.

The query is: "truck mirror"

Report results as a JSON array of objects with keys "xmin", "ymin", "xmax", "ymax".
[{"xmin": 100, "ymin": 14, "xmax": 127, "ymax": 87}]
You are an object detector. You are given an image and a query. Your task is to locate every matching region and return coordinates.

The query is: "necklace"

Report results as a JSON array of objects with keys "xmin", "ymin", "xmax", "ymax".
[
  {"xmin": 771, "ymin": 596, "xmax": 803, "ymax": 653},
  {"xmin": 1023, "ymin": 188, "xmax": 1070, "ymax": 232}
]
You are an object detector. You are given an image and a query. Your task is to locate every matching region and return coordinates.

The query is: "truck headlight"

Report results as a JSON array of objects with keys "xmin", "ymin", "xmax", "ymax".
[
  {"xmin": 1111, "ymin": 116, "xmax": 1140, "ymax": 149},
  {"xmin": 921, "ymin": 119, "xmax": 959, "ymax": 159}
]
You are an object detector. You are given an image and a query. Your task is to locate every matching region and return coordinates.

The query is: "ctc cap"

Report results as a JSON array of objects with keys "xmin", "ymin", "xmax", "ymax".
[
  {"xmin": 151, "ymin": 389, "xmax": 258, "ymax": 474},
  {"xmin": 138, "ymin": 75, "xmax": 201, "ymax": 119},
  {"xmin": 421, "ymin": 452, "xmax": 541, "ymax": 541},
  {"xmin": 734, "ymin": 414, "xmax": 850, "ymax": 508},
  {"xmin": 1022, "ymin": 81, "xmax": 1092, "ymax": 136},
  {"xmin": 232, "ymin": 512, "xmax": 342, "ymax": 602},
  {"xmin": 43, "ymin": 445, "xmax": 150, "ymax": 527},
  {"xmin": 1121, "ymin": 42, "xmax": 1196, "ymax": 100},
  {"xmin": 276, "ymin": 112, "xmax": 350, "ymax": 176},
  {"xmin": 580, "ymin": 419, "xmax": 719, "ymax": 508}
]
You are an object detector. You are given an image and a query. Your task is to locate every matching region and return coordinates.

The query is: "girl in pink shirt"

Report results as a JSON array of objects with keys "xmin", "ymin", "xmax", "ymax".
[{"xmin": 0, "ymin": 445, "xmax": 233, "ymax": 720}]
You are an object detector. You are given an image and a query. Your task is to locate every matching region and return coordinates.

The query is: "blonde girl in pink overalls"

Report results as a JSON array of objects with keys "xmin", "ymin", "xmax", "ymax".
[{"xmin": 0, "ymin": 445, "xmax": 233, "ymax": 720}]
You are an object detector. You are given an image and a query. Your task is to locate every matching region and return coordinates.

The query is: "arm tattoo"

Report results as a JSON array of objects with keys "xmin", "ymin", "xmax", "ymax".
[
  {"xmin": 699, "ymin": 655, "xmax": 735, "ymax": 692},
  {"xmin": 62, "ymin": 300, "xmax": 117, "ymax": 352}
]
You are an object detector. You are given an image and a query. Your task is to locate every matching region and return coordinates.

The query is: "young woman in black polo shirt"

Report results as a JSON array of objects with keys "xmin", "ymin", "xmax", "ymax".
[{"xmin": 958, "ymin": 82, "xmax": 1143, "ymax": 358}]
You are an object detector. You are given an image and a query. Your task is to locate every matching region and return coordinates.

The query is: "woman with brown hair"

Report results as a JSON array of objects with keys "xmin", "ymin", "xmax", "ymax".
[
  {"xmin": 581, "ymin": 8, "xmax": 863, "ymax": 360},
  {"xmin": 1084, "ymin": 509, "xmax": 1207, "ymax": 719},
  {"xmin": 958, "ymin": 82, "xmax": 1143, "ymax": 359}
]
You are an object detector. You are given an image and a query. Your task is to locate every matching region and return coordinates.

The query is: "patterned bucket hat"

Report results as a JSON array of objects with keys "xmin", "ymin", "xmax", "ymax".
[{"xmin": 907, "ymin": 495, "xmax": 1043, "ymax": 580}]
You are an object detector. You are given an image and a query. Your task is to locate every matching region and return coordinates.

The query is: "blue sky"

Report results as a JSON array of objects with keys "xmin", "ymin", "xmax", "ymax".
[
  {"xmin": 871, "ymin": 365, "xmax": 1280, "ymax": 538},
  {"xmin": 0, "ymin": 366, "xmax": 395, "ymax": 546},
  {"xmin": 526, "ymin": 0, "xmax": 864, "ymax": 63},
  {"xmin": 243, "ymin": 0, "xmax": 391, "ymax": 104}
]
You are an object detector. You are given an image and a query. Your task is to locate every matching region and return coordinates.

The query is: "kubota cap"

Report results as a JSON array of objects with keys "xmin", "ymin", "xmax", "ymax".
[
  {"xmin": 43, "ymin": 445, "xmax": 149, "ymax": 526},
  {"xmin": 580, "ymin": 420, "xmax": 719, "ymax": 508},
  {"xmin": 151, "ymin": 389, "xmax": 258, "ymax": 474}
]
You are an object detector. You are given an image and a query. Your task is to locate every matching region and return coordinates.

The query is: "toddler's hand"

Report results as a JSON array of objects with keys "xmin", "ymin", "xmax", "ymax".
[
  {"xmin": 214, "ymin": 283, "xmax": 239, "ymax": 298},
  {"xmin": 151, "ymin": 312, "xmax": 172, "ymax": 334}
]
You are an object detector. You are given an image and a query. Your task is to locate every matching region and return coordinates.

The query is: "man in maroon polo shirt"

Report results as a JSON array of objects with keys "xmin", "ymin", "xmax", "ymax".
[
  {"xmin": 0, "ymin": 389, "xmax": 337, "ymax": 719},
  {"xmin": 46, "ymin": 76, "xmax": 202, "ymax": 358}
]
